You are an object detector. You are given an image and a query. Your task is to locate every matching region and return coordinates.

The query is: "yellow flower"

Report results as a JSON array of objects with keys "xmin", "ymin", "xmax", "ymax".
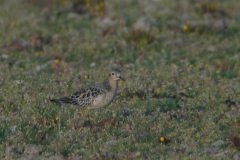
[
  {"xmin": 39, "ymin": 51, "xmax": 43, "ymax": 55},
  {"xmin": 95, "ymin": 5, "xmax": 101, "ymax": 11},
  {"xmin": 210, "ymin": 4, "xmax": 217, "ymax": 10},
  {"xmin": 55, "ymin": 59, "xmax": 59, "ymax": 64},
  {"xmin": 157, "ymin": 90, "xmax": 160, "ymax": 94},
  {"xmin": 66, "ymin": 85, "xmax": 69, "ymax": 88},
  {"xmin": 33, "ymin": 117, "xmax": 36, "ymax": 121},
  {"xmin": 183, "ymin": 25, "xmax": 188, "ymax": 31},
  {"xmin": 189, "ymin": 64, "xmax": 193, "ymax": 68},
  {"xmin": 195, "ymin": 2, "xmax": 200, "ymax": 8},
  {"xmin": 56, "ymin": 117, "xmax": 59, "ymax": 121},
  {"xmin": 160, "ymin": 137, "xmax": 164, "ymax": 141},
  {"xmin": 133, "ymin": 95, "xmax": 136, "ymax": 98},
  {"xmin": 233, "ymin": 119, "xmax": 237, "ymax": 123},
  {"xmin": 84, "ymin": 75, "xmax": 87, "ymax": 79},
  {"xmin": 85, "ymin": 0, "xmax": 89, "ymax": 5},
  {"xmin": 2, "ymin": 12, "xmax": 6, "ymax": 17}
]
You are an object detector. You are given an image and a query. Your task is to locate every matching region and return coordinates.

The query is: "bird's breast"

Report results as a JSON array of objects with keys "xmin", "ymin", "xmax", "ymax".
[{"xmin": 90, "ymin": 90, "xmax": 116, "ymax": 109}]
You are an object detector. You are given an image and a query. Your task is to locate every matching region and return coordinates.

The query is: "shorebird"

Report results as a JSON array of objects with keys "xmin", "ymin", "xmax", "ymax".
[{"xmin": 50, "ymin": 69, "xmax": 125, "ymax": 113}]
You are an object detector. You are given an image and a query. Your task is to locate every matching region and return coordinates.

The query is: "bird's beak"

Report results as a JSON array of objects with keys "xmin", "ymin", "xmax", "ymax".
[{"xmin": 119, "ymin": 76, "xmax": 125, "ymax": 81}]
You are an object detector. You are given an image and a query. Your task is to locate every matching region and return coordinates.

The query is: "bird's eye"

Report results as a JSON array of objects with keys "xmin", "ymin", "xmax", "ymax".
[{"xmin": 111, "ymin": 72, "xmax": 114, "ymax": 75}]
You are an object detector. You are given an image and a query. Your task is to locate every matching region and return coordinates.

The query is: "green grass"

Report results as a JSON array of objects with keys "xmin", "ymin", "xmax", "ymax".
[{"xmin": 1, "ymin": 0, "xmax": 240, "ymax": 159}]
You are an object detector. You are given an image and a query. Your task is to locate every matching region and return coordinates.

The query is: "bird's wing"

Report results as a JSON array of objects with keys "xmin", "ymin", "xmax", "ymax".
[
  {"xmin": 50, "ymin": 83, "xmax": 104, "ymax": 107},
  {"xmin": 67, "ymin": 85, "xmax": 102, "ymax": 107}
]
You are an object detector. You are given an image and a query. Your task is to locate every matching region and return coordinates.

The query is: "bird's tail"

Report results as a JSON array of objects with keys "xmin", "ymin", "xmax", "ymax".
[
  {"xmin": 50, "ymin": 97, "xmax": 74, "ymax": 104},
  {"xmin": 50, "ymin": 99, "xmax": 60, "ymax": 103}
]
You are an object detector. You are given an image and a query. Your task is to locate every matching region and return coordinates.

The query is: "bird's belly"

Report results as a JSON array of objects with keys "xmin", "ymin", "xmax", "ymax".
[{"xmin": 90, "ymin": 92, "xmax": 116, "ymax": 109}]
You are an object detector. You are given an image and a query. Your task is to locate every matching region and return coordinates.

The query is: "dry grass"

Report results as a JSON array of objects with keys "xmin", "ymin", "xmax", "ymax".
[{"xmin": 1, "ymin": 0, "xmax": 240, "ymax": 159}]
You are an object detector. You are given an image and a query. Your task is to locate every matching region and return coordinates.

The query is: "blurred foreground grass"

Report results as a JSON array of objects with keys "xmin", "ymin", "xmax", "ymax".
[{"xmin": 1, "ymin": 0, "xmax": 240, "ymax": 159}]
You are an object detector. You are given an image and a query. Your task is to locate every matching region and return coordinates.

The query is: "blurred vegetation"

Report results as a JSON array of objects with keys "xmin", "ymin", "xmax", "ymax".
[{"xmin": 1, "ymin": 0, "xmax": 240, "ymax": 159}]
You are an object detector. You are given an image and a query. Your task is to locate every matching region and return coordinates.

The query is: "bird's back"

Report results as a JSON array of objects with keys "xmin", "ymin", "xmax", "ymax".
[{"xmin": 50, "ymin": 81, "xmax": 112, "ymax": 108}]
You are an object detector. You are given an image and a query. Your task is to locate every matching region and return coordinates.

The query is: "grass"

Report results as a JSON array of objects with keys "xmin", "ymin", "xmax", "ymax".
[{"xmin": 1, "ymin": 0, "xmax": 240, "ymax": 159}]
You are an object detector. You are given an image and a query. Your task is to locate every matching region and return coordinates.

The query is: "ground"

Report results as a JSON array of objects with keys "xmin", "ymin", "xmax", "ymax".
[{"xmin": 1, "ymin": 0, "xmax": 240, "ymax": 159}]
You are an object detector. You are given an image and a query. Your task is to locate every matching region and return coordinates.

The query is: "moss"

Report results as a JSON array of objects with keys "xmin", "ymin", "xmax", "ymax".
[{"xmin": 1, "ymin": 0, "xmax": 240, "ymax": 159}]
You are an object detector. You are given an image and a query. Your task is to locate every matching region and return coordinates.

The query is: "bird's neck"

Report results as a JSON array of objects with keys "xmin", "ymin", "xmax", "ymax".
[{"xmin": 108, "ymin": 79, "xmax": 118, "ymax": 92}]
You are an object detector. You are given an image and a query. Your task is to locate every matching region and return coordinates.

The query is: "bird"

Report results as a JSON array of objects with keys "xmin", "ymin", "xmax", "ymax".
[{"xmin": 50, "ymin": 69, "xmax": 125, "ymax": 111}]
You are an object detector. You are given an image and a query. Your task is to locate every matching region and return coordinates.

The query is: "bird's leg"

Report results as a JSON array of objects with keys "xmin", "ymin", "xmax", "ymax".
[
  {"xmin": 86, "ymin": 109, "xmax": 93, "ymax": 121},
  {"xmin": 79, "ymin": 108, "xmax": 84, "ymax": 118},
  {"xmin": 79, "ymin": 108, "xmax": 93, "ymax": 121}
]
